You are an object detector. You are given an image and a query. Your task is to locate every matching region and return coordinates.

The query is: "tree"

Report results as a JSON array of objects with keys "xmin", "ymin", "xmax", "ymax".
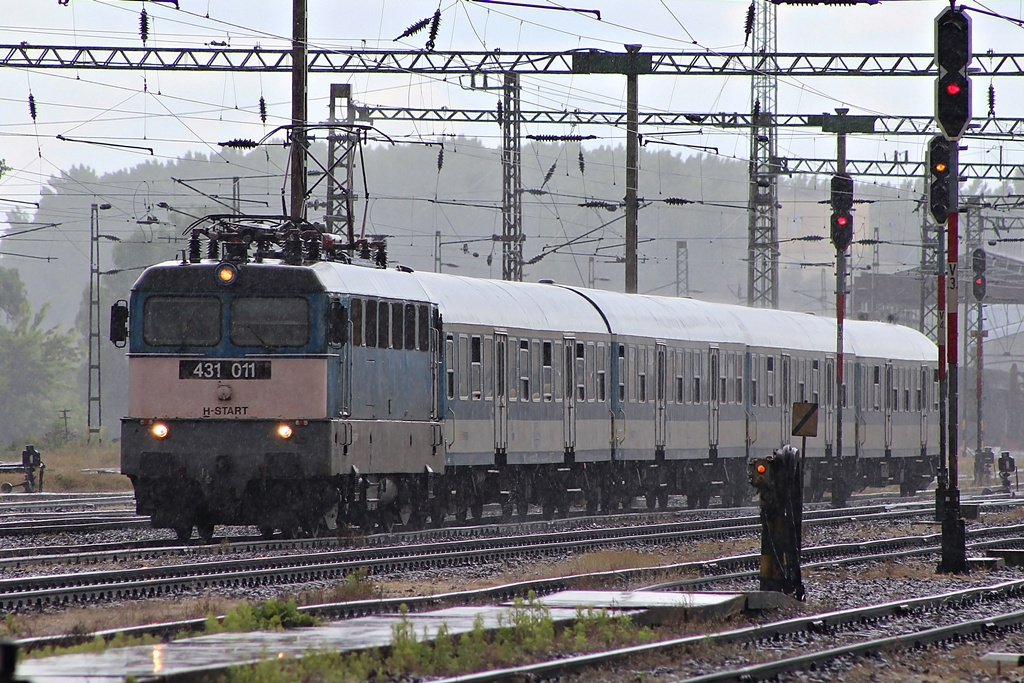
[{"xmin": 0, "ymin": 268, "xmax": 80, "ymax": 447}]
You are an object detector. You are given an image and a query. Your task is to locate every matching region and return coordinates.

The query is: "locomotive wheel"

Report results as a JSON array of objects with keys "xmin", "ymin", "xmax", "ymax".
[
  {"xmin": 197, "ymin": 523, "xmax": 215, "ymax": 545},
  {"xmin": 542, "ymin": 502, "xmax": 555, "ymax": 520},
  {"xmin": 174, "ymin": 525, "xmax": 193, "ymax": 542},
  {"xmin": 657, "ymin": 490, "xmax": 669, "ymax": 509},
  {"xmin": 470, "ymin": 501, "xmax": 484, "ymax": 522},
  {"xmin": 685, "ymin": 493, "xmax": 699, "ymax": 510},
  {"xmin": 259, "ymin": 525, "xmax": 275, "ymax": 540},
  {"xmin": 645, "ymin": 492, "xmax": 657, "ymax": 510}
]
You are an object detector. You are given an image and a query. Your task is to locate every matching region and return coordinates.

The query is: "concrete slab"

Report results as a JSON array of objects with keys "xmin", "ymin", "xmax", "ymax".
[
  {"xmin": 14, "ymin": 604, "xmax": 583, "ymax": 682},
  {"xmin": 530, "ymin": 590, "xmax": 747, "ymax": 622}
]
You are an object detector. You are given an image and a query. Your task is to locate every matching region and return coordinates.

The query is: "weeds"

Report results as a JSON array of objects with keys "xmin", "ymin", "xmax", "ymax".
[{"xmin": 214, "ymin": 593, "xmax": 656, "ymax": 682}]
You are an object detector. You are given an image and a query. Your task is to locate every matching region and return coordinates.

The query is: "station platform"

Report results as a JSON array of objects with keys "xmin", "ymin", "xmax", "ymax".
[{"xmin": 13, "ymin": 590, "xmax": 779, "ymax": 682}]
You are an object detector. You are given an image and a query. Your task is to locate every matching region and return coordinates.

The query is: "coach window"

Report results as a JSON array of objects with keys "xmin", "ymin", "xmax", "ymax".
[
  {"xmin": 735, "ymin": 354, "xmax": 743, "ymax": 405},
  {"xmin": 628, "ymin": 346, "xmax": 638, "ymax": 403},
  {"xmin": 597, "ymin": 343, "xmax": 607, "ymax": 402},
  {"xmin": 404, "ymin": 303, "xmax": 417, "ymax": 350},
  {"xmin": 692, "ymin": 351, "xmax": 702, "ymax": 405},
  {"xmin": 471, "ymin": 335, "xmax": 482, "ymax": 400},
  {"xmin": 676, "ymin": 350, "xmax": 686, "ymax": 404},
  {"xmin": 143, "ymin": 296, "xmax": 221, "ymax": 346},
  {"xmin": 231, "ymin": 297, "xmax": 309, "ymax": 347},
  {"xmin": 459, "ymin": 335, "xmax": 470, "ymax": 400},
  {"xmin": 542, "ymin": 341, "xmax": 553, "ymax": 402},
  {"xmin": 904, "ymin": 370, "xmax": 912, "ymax": 412},
  {"xmin": 618, "ymin": 345, "xmax": 626, "ymax": 402},
  {"xmin": 484, "ymin": 336, "xmax": 494, "ymax": 400},
  {"xmin": 873, "ymin": 365, "xmax": 881, "ymax": 411},
  {"xmin": 750, "ymin": 355, "xmax": 759, "ymax": 407},
  {"xmin": 553, "ymin": 340, "xmax": 562, "ymax": 401},
  {"xmin": 766, "ymin": 356, "xmax": 775, "ymax": 407},
  {"xmin": 519, "ymin": 340, "xmax": 530, "ymax": 400},
  {"xmin": 576, "ymin": 342, "xmax": 586, "ymax": 402},
  {"xmin": 509, "ymin": 338, "xmax": 519, "ymax": 401},
  {"xmin": 638, "ymin": 346, "xmax": 648, "ymax": 403},
  {"xmin": 532, "ymin": 340, "xmax": 541, "ymax": 401},
  {"xmin": 365, "ymin": 299, "xmax": 378, "ymax": 348},
  {"xmin": 811, "ymin": 359, "xmax": 820, "ymax": 405},
  {"xmin": 445, "ymin": 335, "xmax": 455, "ymax": 400},
  {"xmin": 797, "ymin": 359, "xmax": 806, "ymax": 403},
  {"xmin": 350, "ymin": 299, "xmax": 364, "ymax": 347}
]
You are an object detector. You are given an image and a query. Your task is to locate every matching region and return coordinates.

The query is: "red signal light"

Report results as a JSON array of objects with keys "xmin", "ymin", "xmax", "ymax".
[
  {"xmin": 836, "ymin": 216, "xmax": 849, "ymax": 227},
  {"xmin": 945, "ymin": 82, "xmax": 962, "ymax": 96}
]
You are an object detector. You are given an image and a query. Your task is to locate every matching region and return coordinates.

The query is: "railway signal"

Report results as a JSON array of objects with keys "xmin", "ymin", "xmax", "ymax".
[
  {"xmin": 829, "ymin": 173, "xmax": 854, "ymax": 251},
  {"xmin": 935, "ymin": 7, "xmax": 972, "ymax": 140},
  {"xmin": 927, "ymin": 136, "xmax": 951, "ymax": 224},
  {"xmin": 972, "ymin": 247, "xmax": 986, "ymax": 302}
]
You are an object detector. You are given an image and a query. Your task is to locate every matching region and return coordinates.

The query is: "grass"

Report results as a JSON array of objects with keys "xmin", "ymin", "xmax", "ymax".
[{"xmin": 0, "ymin": 440, "xmax": 129, "ymax": 493}]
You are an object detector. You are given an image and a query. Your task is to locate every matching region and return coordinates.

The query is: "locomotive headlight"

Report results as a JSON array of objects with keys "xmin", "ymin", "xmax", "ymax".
[
  {"xmin": 151, "ymin": 422, "xmax": 169, "ymax": 439},
  {"xmin": 276, "ymin": 423, "xmax": 294, "ymax": 439},
  {"xmin": 216, "ymin": 262, "xmax": 238, "ymax": 286}
]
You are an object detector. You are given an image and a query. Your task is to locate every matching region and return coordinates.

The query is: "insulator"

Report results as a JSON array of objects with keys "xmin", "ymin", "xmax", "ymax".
[
  {"xmin": 395, "ymin": 15, "xmax": 431, "ymax": 41},
  {"xmin": 664, "ymin": 197, "xmax": 694, "ymax": 206},
  {"xmin": 360, "ymin": 241, "xmax": 372, "ymax": 261},
  {"xmin": 496, "ymin": 99, "xmax": 503, "ymax": 126},
  {"xmin": 752, "ymin": 99, "xmax": 760, "ymax": 121},
  {"xmin": 375, "ymin": 244, "xmax": 387, "ymax": 268},
  {"xmin": 988, "ymin": 83, "xmax": 996, "ymax": 118},
  {"xmin": 28, "ymin": 94, "xmax": 36, "ymax": 121},
  {"xmin": 426, "ymin": 10, "xmax": 441, "ymax": 51},
  {"xmin": 219, "ymin": 139, "xmax": 258, "ymax": 149},
  {"xmin": 580, "ymin": 200, "xmax": 619, "ymax": 211},
  {"xmin": 188, "ymin": 232, "xmax": 202, "ymax": 263},
  {"xmin": 306, "ymin": 234, "xmax": 321, "ymax": 261},
  {"xmin": 578, "ymin": 150, "xmax": 585, "ymax": 175},
  {"xmin": 542, "ymin": 161, "xmax": 557, "ymax": 187},
  {"xmin": 437, "ymin": 146, "xmax": 444, "ymax": 172},
  {"xmin": 259, "ymin": 96, "xmax": 267, "ymax": 124},
  {"xmin": 139, "ymin": 8, "xmax": 149, "ymax": 45},
  {"xmin": 206, "ymin": 237, "xmax": 220, "ymax": 261},
  {"xmin": 743, "ymin": 2, "xmax": 755, "ymax": 47}
]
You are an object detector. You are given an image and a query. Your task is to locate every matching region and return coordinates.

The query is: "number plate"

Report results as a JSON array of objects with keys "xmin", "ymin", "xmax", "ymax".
[{"xmin": 179, "ymin": 360, "xmax": 272, "ymax": 380}]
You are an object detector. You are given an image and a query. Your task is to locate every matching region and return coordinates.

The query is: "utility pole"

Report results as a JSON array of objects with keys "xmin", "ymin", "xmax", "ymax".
[
  {"xmin": 501, "ymin": 73, "xmax": 523, "ymax": 281},
  {"xmin": 747, "ymin": 0, "xmax": 780, "ymax": 308},
  {"xmin": 675, "ymin": 241, "xmax": 689, "ymax": 297},
  {"xmin": 289, "ymin": 0, "xmax": 308, "ymax": 223},
  {"xmin": 87, "ymin": 203, "xmax": 106, "ymax": 443},
  {"xmin": 624, "ymin": 44, "xmax": 640, "ymax": 294}
]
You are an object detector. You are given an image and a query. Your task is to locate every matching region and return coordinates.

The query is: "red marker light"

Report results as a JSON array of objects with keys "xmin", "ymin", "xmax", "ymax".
[
  {"xmin": 836, "ymin": 216, "xmax": 849, "ymax": 226},
  {"xmin": 945, "ymin": 82, "xmax": 962, "ymax": 96}
]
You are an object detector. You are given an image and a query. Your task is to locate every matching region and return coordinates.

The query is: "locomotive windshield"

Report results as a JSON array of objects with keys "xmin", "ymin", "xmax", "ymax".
[
  {"xmin": 143, "ymin": 296, "xmax": 221, "ymax": 346},
  {"xmin": 230, "ymin": 297, "xmax": 310, "ymax": 348}
]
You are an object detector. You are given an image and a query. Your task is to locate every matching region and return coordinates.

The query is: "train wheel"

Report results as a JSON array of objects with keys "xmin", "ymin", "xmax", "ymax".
[
  {"xmin": 259, "ymin": 525, "xmax": 275, "ymax": 540},
  {"xmin": 645, "ymin": 492, "xmax": 657, "ymax": 509},
  {"xmin": 427, "ymin": 499, "xmax": 447, "ymax": 528},
  {"xmin": 174, "ymin": 525, "xmax": 193, "ymax": 542},
  {"xmin": 542, "ymin": 501, "xmax": 555, "ymax": 520},
  {"xmin": 470, "ymin": 502, "xmax": 484, "ymax": 522},
  {"xmin": 197, "ymin": 523, "xmax": 215, "ymax": 545},
  {"xmin": 657, "ymin": 490, "xmax": 669, "ymax": 509}
]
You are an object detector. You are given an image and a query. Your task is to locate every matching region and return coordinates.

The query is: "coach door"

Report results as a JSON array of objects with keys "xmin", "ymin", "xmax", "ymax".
[
  {"xmin": 884, "ymin": 362, "xmax": 894, "ymax": 452},
  {"xmin": 494, "ymin": 333, "xmax": 508, "ymax": 452},
  {"xmin": 920, "ymin": 365, "xmax": 930, "ymax": 449},
  {"xmin": 564, "ymin": 337, "xmax": 577, "ymax": 450},
  {"xmin": 825, "ymin": 357, "xmax": 835, "ymax": 449},
  {"xmin": 655, "ymin": 343, "xmax": 667, "ymax": 450},
  {"xmin": 708, "ymin": 347, "xmax": 720, "ymax": 451},
  {"xmin": 780, "ymin": 354, "xmax": 791, "ymax": 442}
]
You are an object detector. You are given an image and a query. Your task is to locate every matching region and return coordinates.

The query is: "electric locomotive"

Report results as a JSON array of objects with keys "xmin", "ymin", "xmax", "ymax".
[{"xmin": 111, "ymin": 216, "xmax": 939, "ymax": 541}]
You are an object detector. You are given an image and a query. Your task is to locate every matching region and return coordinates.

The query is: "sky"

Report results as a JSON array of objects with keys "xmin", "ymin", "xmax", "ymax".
[
  {"xmin": 2, "ymin": 0, "xmax": 1024, "ymax": 305},
  {"xmin": 2, "ymin": 0, "xmax": 1024, "ymax": 194}
]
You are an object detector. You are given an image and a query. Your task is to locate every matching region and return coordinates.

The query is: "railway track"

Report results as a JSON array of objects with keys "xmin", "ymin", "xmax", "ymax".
[{"xmin": 2, "ymin": 500, "xmax": 1021, "ymax": 612}]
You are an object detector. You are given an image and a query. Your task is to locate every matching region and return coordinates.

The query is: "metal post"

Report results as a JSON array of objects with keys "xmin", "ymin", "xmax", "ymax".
[
  {"xmin": 501, "ymin": 73, "xmax": 523, "ymax": 282},
  {"xmin": 833, "ymin": 109, "xmax": 848, "ymax": 508},
  {"xmin": 624, "ymin": 44, "xmax": 640, "ymax": 294},
  {"xmin": 87, "ymin": 204, "xmax": 102, "ymax": 443},
  {"xmin": 939, "ymin": 143, "xmax": 968, "ymax": 574},
  {"xmin": 289, "ymin": 0, "xmax": 308, "ymax": 223}
]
